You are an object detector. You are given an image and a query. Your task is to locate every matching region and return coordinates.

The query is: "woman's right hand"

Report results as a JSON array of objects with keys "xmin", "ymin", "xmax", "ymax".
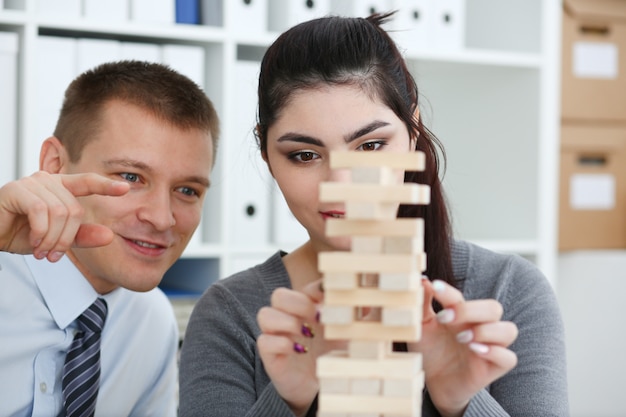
[{"xmin": 257, "ymin": 279, "xmax": 341, "ymax": 416}]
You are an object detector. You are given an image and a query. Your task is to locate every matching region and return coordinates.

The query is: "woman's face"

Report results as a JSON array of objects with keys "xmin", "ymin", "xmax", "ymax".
[{"xmin": 265, "ymin": 84, "xmax": 414, "ymax": 253}]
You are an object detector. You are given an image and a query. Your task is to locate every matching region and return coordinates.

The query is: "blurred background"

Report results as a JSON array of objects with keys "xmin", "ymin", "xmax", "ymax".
[{"xmin": 0, "ymin": 1, "xmax": 622, "ymax": 415}]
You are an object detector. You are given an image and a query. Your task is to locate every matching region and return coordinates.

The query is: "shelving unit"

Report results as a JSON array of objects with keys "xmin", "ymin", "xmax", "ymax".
[{"xmin": 0, "ymin": 0, "xmax": 562, "ymax": 294}]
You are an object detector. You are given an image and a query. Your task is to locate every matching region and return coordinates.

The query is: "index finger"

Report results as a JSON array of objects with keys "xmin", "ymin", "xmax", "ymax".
[
  {"xmin": 431, "ymin": 279, "xmax": 465, "ymax": 308},
  {"xmin": 60, "ymin": 173, "xmax": 130, "ymax": 197}
]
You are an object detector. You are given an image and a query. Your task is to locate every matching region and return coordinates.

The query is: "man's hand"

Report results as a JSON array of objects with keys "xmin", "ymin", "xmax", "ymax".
[{"xmin": 0, "ymin": 171, "xmax": 129, "ymax": 262}]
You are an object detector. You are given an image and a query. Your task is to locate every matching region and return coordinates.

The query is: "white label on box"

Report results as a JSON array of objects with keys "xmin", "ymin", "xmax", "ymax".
[
  {"xmin": 573, "ymin": 42, "xmax": 618, "ymax": 79},
  {"xmin": 570, "ymin": 173, "xmax": 615, "ymax": 210}
]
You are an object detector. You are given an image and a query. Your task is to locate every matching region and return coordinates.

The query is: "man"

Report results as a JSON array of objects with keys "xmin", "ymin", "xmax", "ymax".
[{"xmin": 0, "ymin": 60, "xmax": 219, "ymax": 416}]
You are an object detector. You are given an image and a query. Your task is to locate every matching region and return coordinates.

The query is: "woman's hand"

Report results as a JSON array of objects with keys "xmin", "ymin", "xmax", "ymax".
[
  {"xmin": 257, "ymin": 279, "xmax": 344, "ymax": 416},
  {"xmin": 409, "ymin": 279, "xmax": 519, "ymax": 417}
]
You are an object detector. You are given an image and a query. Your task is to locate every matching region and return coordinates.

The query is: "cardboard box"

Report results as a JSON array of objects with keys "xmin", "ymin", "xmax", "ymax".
[
  {"xmin": 559, "ymin": 123, "xmax": 626, "ymax": 250},
  {"xmin": 561, "ymin": 0, "xmax": 626, "ymax": 122}
]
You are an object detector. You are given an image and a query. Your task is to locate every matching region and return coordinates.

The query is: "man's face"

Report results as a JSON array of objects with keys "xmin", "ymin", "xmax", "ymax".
[{"xmin": 62, "ymin": 100, "xmax": 213, "ymax": 294}]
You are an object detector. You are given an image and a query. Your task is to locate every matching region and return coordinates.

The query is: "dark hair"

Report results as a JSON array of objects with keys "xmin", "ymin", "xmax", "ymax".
[
  {"xmin": 54, "ymin": 60, "xmax": 220, "ymax": 164},
  {"xmin": 255, "ymin": 13, "xmax": 455, "ymax": 285}
]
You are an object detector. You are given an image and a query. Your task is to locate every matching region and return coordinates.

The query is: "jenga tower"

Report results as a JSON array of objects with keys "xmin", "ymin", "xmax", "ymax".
[{"xmin": 316, "ymin": 151, "xmax": 430, "ymax": 417}]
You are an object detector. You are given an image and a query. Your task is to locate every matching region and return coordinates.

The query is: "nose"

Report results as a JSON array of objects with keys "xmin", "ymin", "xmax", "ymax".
[{"xmin": 137, "ymin": 188, "xmax": 176, "ymax": 231}]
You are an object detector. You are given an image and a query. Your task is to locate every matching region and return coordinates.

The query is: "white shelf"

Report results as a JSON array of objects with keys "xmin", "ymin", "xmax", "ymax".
[{"xmin": 1, "ymin": 0, "xmax": 562, "ymax": 292}]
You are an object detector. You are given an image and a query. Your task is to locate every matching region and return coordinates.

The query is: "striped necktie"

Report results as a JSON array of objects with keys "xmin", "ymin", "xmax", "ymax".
[{"xmin": 62, "ymin": 298, "xmax": 108, "ymax": 417}]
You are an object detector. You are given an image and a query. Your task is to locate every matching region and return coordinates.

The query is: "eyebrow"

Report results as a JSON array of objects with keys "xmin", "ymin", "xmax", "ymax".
[
  {"xmin": 276, "ymin": 120, "xmax": 391, "ymax": 146},
  {"xmin": 104, "ymin": 159, "xmax": 211, "ymax": 188}
]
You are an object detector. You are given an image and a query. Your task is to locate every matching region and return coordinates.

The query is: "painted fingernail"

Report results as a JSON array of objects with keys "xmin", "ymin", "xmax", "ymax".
[
  {"xmin": 293, "ymin": 342, "xmax": 308, "ymax": 354},
  {"xmin": 315, "ymin": 308, "xmax": 321, "ymax": 323},
  {"xmin": 432, "ymin": 280, "xmax": 446, "ymax": 293},
  {"xmin": 436, "ymin": 308, "xmax": 455, "ymax": 324},
  {"xmin": 319, "ymin": 281, "xmax": 325, "ymax": 293},
  {"xmin": 456, "ymin": 329, "xmax": 473, "ymax": 344},
  {"xmin": 36, "ymin": 251, "xmax": 48, "ymax": 260},
  {"xmin": 301, "ymin": 323, "xmax": 315, "ymax": 338},
  {"xmin": 469, "ymin": 342, "xmax": 489, "ymax": 355}
]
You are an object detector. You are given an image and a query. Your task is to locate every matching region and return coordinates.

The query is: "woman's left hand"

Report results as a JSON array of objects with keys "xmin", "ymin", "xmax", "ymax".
[{"xmin": 409, "ymin": 279, "xmax": 519, "ymax": 417}]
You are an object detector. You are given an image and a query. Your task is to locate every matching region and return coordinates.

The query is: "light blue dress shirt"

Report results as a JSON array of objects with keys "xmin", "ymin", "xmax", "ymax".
[{"xmin": 0, "ymin": 252, "xmax": 179, "ymax": 417}]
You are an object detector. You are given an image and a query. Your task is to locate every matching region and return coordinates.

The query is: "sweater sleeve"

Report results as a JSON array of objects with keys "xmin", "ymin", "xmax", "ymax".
[
  {"xmin": 463, "ymin": 254, "xmax": 570, "ymax": 417},
  {"xmin": 178, "ymin": 281, "xmax": 298, "ymax": 417}
]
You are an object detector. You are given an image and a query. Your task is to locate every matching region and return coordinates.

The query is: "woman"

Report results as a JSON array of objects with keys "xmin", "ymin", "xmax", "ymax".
[{"xmin": 179, "ymin": 13, "xmax": 568, "ymax": 417}]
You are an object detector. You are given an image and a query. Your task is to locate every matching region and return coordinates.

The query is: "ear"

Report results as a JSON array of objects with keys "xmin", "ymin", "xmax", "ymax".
[{"xmin": 39, "ymin": 136, "xmax": 68, "ymax": 174}]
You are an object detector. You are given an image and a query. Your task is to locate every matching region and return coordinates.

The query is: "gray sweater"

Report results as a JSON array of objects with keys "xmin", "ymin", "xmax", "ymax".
[{"xmin": 179, "ymin": 240, "xmax": 569, "ymax": 416}]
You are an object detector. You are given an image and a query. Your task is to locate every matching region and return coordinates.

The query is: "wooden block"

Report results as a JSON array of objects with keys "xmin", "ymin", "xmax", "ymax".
[
  {"xmin": 320, "ymin": 183, "xmax": 430, "ymax": 205},
  {"xmin": 318, "ymin": 393, "xmax": 420, "ymax": 415},
  {"xmin": 383, "ymin": 237, "xmax": 424, "ymax": 254},
  {"xmin": 346, "ymin": 201, "xmax": 398, "ymax": 220},
  {"xmin": 378, "ymin": 272, "xmax": 422, "ymax": 291},
  {"xmin": 351, "ymin": 166, "xmax": 398, "ymax": 185},
  {"xmin": 317, "ymin": 351, "xmax": 422, "ymax": 379},
  {"xmin": 324, "ymin": 272, "xmax": 359, "ymax": 290},
  {"xmin": 352, "ymin": 236, "xmax": 383, "ymax": 254},
  {"xmin": 320, "ymin": 377, "xmax": 351, "ymax": 394},
  {"xmin": 382, "ymin": 306, "xmax": 421, "ymax": 327},
  {"xmin": 350, "ymin": 378, "xmax": 381, "ymax": 395},
  {"xmin": 358, "ymin": 273, "xmax": 379, "ymax": 287},
  {"xmin": 348, "ymin": 340, "xmax": 390, "ymax": 359},
  {"xmin": 330, "ymin": 151, "xmax": 425, "ymax": 171},
  {"xmin": 326, "ymin": 218, "xmax": 424, "ymax": 237},
  {"xmin": 383, "ymin": 371, "xmax": 425, "ymax": 398},
  {"xmin": 319, "ymin": 252, "xmax": 424, "ymax": 274},
  {"xmin": 325, "ymin": 288, "xmax": 421, "ymax": 307},
  {"xmin": 322, "ymin": 306, "xmax": 354, "ymax": 325},
  {"xmin": 325, "ymin": 322, "xmax": 421, "ymax": 341}
]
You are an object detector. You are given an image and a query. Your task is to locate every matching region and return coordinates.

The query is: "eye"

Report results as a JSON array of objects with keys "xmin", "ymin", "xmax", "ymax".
[
  {"xmin": 358, "ymin": 141, "xmax": 385, "ymax": 152},
  {"xmin": 120, "ymin": 172, "xmax": 140, "ymax": 183},
  {"xmin": 177, "ymin": 186, "xmax": 200, "ymax": 198},
  {"xmin": 289, "ymin": 150, "xmax": 320, "ymax": 163}
]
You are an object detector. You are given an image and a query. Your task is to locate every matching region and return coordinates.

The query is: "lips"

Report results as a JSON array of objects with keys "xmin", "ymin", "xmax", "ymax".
[{"xmin": 320, "ymin": 210, "xmax": 345, "ymax": 220}]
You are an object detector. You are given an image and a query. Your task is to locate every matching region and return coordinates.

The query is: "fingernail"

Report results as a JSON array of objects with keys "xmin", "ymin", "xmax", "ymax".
[
  {"xmin": 36, "ymin": 251, "xmax": 48, "ymax": 260},
  {"xmin": 301, "ymin": 323, "xmax": 315, "ymax": 338},
  {"xmin": 319, "ymin": 281, "xmax": 325, "ymax": 293},
  {"xmin": 293, "ymin": 342, "xmax": 308, "ymax": 354},
  {"xmin": 432, "ymin": 280, "xmax": 446, "ymax": 293},
  {"xmin": 456, "ymin": 329, "xmax": 473, "ymax": 344},
  {"xmin": 469, "ymin": 342, "xmax": 489, "ymax": 355},
  {"xmin": 436, "ymin": 308, "xmax": 455, "ymax": 324},
  {"xmin": 49, "ymin": 251, "xmax": 64, "ymax": 262},
  {"xmin": 315, "ymin": 308, "xmax": 321, "ymax": 323},
  {"xmin": 32, "ymin": 239, "xmax": 41, "ymax": 248}
]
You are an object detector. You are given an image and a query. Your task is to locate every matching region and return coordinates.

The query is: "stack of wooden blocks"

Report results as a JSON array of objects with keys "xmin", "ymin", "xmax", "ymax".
[{"xmin": 317, "ymin": 151, "xmax": 430, "ymax": 417}]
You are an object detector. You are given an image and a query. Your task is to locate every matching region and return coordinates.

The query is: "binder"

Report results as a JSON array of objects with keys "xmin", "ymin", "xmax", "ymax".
[
  {"xmin": 330, "ymin": 0, "xmax": 390, "ymax": 18},
  {"xmin": 227, "ymin": 60, "xmax": 271, "ymax": 246},
  {"xmin": 429, "ymin": 0, "xmax": 465, "ymax": 51},
  {"xmin": 389, "ymin": 0, "xmax": 432, "ymax": 53},
  {"xmin": 0, "ymin": 31, "xmax": 18, "ymax": 184},
  {"xmin": 225, "ymin": 0, "xmax": 267, "ymax": 35},
  {"xmin": 35, "ymin": 0, "xmax": 81, "ymax": 18},
  {"xmin": 76, "ymin": 38, "xmax": 122, "ymax": 74},
  {"xmin": 130, "ymin": 0, "xmax": 175, "ymax": 24},
  {"xmin": 199, "ymin": 0, "xmax": 222, "ymax": 27},
  {"xmin": 268, "ymin": 0, "xmax": 330, "ymax": 32},
  {"xmin": 161, "ymin": 43, "xmax": 205, "ymax": 88},
  {"xmin": 120, "ymin": 41, "xmax": 161, "ymax": 63},
  {"xmin": 176, "ymin": 0, "xmax": 200, "ymax": 24},
  {"xmin": 28, "ymin": 36, "xmax": 77, "ymax": 176},
  {"xmin": 83, "ymin": 0, "xmax": 128, "ymax": 22}
]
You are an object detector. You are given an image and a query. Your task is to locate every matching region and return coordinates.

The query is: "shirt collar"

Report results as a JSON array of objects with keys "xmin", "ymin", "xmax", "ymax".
[{"xmin": 25, "ymin": 255, "xmax": 99, "ymax": 330}]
